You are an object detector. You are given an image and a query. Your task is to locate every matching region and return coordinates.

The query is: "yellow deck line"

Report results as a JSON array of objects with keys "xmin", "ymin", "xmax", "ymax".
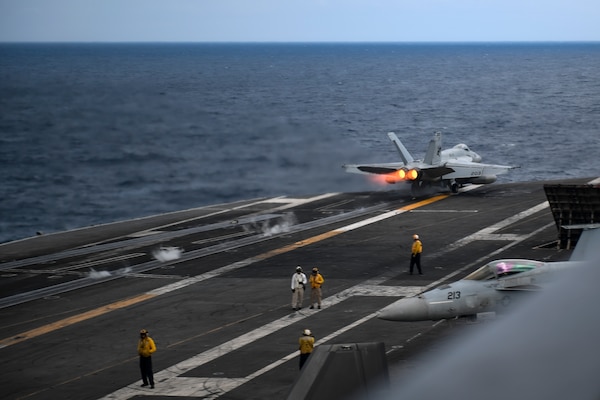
[
  {"xmin": 0, "ymin": 293, "xmax": 156, "ymax": 348},
  {"xmin": 402, "ymin": 194, "xmax": 448, "ymax": 210},
  {"xmin": 0, "ymin": 195, "xmax": 448, "ymax": 349}
]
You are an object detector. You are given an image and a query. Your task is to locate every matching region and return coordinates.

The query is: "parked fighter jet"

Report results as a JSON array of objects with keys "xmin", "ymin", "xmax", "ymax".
[
  {"xmin": 342, "ymin": 132, "xmax": 515, "ymax": 196},
  {"xmin": 381, "ymin": 255, "xmax": 600, "ymax": 400},
  {"xmin": 377, "ymin": 226, "xmax": 600, "ymax": 322}
]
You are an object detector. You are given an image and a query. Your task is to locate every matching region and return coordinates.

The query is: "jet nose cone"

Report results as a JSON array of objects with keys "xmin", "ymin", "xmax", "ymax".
[{"xmin": 378, "ymin": 297, "xmax": 429, "ymax": 321}]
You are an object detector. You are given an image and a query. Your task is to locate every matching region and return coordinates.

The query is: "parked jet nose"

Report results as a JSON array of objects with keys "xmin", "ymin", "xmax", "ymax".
[{"xmin": 378, "ymin": 297, "xmax": 429, "ymax": 321}]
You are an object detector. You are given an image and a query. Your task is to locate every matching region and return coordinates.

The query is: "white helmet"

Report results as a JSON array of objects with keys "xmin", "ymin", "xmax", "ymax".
[
  {"xmin": 303, "ymin": 329, "xmax": 311, "ymax": 336},
  {"xmin": 413, "ymin": 234, "xmax": 419, "ymax": 240}
]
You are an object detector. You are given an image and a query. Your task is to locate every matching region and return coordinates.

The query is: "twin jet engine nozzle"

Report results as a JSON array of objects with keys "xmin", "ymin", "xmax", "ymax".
[{"xmin": 384, "ymin": 168, "xmax": 420, "ymax": 184}]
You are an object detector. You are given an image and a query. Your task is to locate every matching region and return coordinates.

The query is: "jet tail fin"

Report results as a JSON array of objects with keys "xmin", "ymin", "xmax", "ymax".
[
  {"xmin": 424, "ymin": 132, "xmax": 442, "ymax": 165},
  {"xmin": 387, "ymin": 132, "xmax": 413, "ymax": 164}
]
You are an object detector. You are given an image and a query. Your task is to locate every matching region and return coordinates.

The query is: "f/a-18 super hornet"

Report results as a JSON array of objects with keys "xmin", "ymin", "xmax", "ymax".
[
  {"xmin": 342, "ymin": 132, "xmax": 515, "ymax": 196},
  {"xmin": 377, "ymin": 226, "xmax": 600, "ymax": 322}
]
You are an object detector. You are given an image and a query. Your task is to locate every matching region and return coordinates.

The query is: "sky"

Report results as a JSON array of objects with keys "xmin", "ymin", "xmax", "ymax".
[{"xmin": 1, "ymin": 0, "xmax": 599, "ymax": 43}]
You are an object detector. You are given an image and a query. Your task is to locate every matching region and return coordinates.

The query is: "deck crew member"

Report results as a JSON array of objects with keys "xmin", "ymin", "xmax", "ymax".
[
  {"xmin": 298, "ymin": 329, "xmax": 315, "ymax": 369},
  {"xmin": 309, "ymin": 267, "xmax": 324, "ymax": 309},
  {"xmin": 138, "ymin": 329, "xmax": 157, "ymax": 389},
  {"xmin": 291, "ymin": 266, "xmax": 307, "ymax": 310},
  {"xmin": 410, "ymin": 234, "xmax": 423, "ymax": 275}
]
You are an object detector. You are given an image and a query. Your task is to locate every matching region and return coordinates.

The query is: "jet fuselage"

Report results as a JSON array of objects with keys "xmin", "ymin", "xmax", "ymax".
[{"xmin": 378, "ymin": 259, "xmax": 580, "ymax": 322}]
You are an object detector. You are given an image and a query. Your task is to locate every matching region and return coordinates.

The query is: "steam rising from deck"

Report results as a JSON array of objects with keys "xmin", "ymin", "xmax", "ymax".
[
  {"xmin": 244, "ymin": 212, "xmax": 298, "ymax": 237},
  {"xmin": 152, "ymin": 246, "xmax": 183, "ymax": 262}
]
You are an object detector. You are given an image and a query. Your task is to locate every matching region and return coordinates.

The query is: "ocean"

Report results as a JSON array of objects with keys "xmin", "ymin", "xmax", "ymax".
[{"xmin": 1, "ymin": 42, "xmax": 599, "ymax": 244}]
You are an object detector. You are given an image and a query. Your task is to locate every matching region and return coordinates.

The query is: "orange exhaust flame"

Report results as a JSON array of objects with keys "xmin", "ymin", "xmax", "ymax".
[
  {"xmin": 406, "ymin": 169, "xmax": 419, "ymax": 180},
  {"xmin": 368, "ymin": 168, "xmax": 420, "ymax": 185}
]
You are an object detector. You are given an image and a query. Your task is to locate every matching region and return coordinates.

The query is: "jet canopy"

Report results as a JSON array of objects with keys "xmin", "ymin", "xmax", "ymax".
[{"xmin": 463, "ymin": 259, "xmax": 544, "ymax": 281}]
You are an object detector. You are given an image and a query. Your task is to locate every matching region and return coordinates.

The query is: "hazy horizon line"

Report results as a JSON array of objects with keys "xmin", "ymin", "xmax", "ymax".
[{"xmin": 2, "ymin": 40, "xmax": 600, "ymax": 45}]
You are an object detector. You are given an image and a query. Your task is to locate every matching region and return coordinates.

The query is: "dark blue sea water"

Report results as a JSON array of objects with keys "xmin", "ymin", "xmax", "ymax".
[{"xmin": 1, "ymin": 43, "xmax": 600, "ymax": 244}]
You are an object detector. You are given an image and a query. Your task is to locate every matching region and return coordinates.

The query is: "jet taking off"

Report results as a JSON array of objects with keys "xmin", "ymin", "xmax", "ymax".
[
  {"xmin": 378, "ymin": 226, "xmax": 600, "ymax": 322},
  {"xmin": 343, "ymin": 132, "xmax": 515, "ymax": 196}
]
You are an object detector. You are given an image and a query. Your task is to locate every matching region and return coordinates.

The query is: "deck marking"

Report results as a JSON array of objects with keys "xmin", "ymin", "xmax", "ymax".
[
  {"xmin": 335, "ymin": 194, "xmax": 449, "ymax": 233},
  {"xmin": 2, "ymin": 196, "xmax": 553, "ymax": 398},
  {"xmin": 409, "ymin": 209, "xmax": 479, "ymax": 213},
  {"xmin": 0, "ymin": 293, "xmax": 156, "ymax": 348},
  {"xmin": 0, "ymin": 196, "xmax": 447, "ymax": 350},
  {"xmin": 99, "ymin": 200, "xmax": 555, "ymax": 399},
  {"xmin": 98, "ymin": 278, "xmax": 391, "ymax": 400},
  {"xmin": 587, "ymin": 177, "xmax": 600, "ymax": 185},
  {"xmin": 427, "ymin": 201, "xmax": 550, "ymax": 257}
]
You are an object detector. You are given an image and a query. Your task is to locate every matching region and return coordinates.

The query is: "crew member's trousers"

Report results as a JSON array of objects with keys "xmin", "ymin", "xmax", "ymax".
[
  {"xmin": 310, "ymin": 287, "xmax": 322, "ymax": 307},
  {"xmin": 292, "ymin": 287, "xmax": 304, "ymax": 309},
  {"xmin": 140, "ymin": 356, "xmax": 154, "ymax": 385},
  {"xmin": 410, "ymin": 253, "xmax": 422, "ymax": 274}
]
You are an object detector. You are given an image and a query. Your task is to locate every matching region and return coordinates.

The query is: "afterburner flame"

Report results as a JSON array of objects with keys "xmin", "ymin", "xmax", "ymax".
[
  {"xmin": 369, "ymin": 168, "xmax": 420, "ymax": 185},
  {"xmin": 406, "ymin": 169, "xmax": 419, "ymax": 180},
  {"xmin": 369, "ymin": 174, "xmax": 397, "ymax": 185}
]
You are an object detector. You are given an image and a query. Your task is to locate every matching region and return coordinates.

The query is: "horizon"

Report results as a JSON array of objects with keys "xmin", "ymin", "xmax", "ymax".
[{"xmin": 2, "ymin": 40, "xmax": 600, "ymax": 44}]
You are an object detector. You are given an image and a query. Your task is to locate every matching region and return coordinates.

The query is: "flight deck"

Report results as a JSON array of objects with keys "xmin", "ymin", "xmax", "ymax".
[{"xmin": 0, "ymin": 178, "xmax": 595, "ymax": 400}]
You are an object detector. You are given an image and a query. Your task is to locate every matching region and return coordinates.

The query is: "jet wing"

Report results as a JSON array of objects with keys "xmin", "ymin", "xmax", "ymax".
[
  {"xmin": 342, "ymin": 162, "xmax": 406, "ymax": 175},
  {"xmin": 419, "ymin": 165, "xmax": 456, "ymax": 180},
  {"xmin": 343, "ymin": 162, "xmax": 456, "ymax": 181},
  {"xmin": 440, "ymin": 161, "xmax": 515, "ymax": 181}
]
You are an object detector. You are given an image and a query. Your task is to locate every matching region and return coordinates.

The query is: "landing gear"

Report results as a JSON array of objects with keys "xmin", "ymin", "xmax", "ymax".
[
  {"xmin": 411, "ymin": 181, "xmax": 430, "ymax": 198},
  {"xmin": 451, "ymin": 182, "xmax": 459, "ymax": 193}
]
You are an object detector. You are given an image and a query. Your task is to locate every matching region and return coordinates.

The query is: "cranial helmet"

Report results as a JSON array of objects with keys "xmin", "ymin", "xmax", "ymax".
[
  {"xmin": 296, "ymin": 266, "xmax": 302, "ymax": 271},
  {"xmin": 413, "ymin": 234, "xmax": 419, "ymax": 240},
  {"xmin": 140, "ymin": 329, "xmax": 148, "ymax": 335},
  {"xmin": 303, "ymin": 329, "xmax": 311, "ymax": 336},
  {"xmin": 312, "ymin": 267, "xmax": 318, "ymax": 273}
]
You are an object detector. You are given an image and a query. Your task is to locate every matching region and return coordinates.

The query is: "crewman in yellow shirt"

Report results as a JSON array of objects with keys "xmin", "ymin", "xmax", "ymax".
[
  {"xmin": 137, "ymin": 329, "xmax": 157, "ymax": 388},
  {"xmin": 309, "ymin": 267, "xmax": 325, "ymax": 309},
  {"xmin": 298, "ymin": 329, "xmax": 315, "ymax": 369},
  {"xmin": 410, "ymin": 234, "xmax": 423, "ymax": 275}
]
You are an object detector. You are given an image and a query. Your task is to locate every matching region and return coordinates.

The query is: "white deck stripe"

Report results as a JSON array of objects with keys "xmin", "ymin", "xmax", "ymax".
[
  {"xmin": 99, "ymin": 277, "xmax": 403, "ymax": 399},
  {"xmin": 100, "ymin": 200, "xmax": 550, "ymax": 399},
  {"xmin": 335, "ymin": 209, "xmax": 408, "ymax": 232}
]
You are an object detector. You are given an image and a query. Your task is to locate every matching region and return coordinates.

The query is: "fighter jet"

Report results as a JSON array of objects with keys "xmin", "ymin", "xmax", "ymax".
[
  {"xmin": 378, "ymin": 226, "xmax": 600, "ymax": 322},
  {"xmin": 342, "ymin": 132, "xmax": 515, "ymax": 196}
]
